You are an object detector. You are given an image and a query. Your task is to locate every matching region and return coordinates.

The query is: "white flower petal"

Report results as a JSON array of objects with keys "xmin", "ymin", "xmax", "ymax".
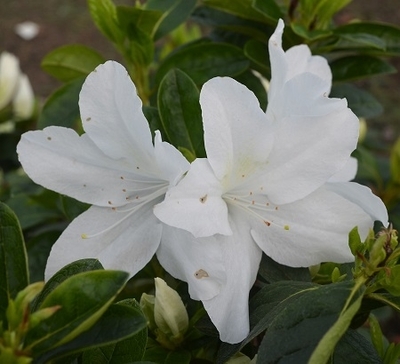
[
  {"xmin": 17, "ymin": 126, "xmax": 165, "ymax": 207},
  {"xmin": 154, "ymin": 158, "xmax": 232, "ymax": 237},
  {"xmin": 250, "ymin": 185, "xmax": 374, "ymax": 267},
  {"xmin": 79, "ymin": 61, "xmax": 157, "ymax": 174},
  {"xmin": 328, "ymin": 157, "xmax": 358, "ymax": 183},
  {"xmin": 200, "ymin": 77, "xmax": 273, "ymax": 185},
  {"xmin": 154, "ymin": 131, "xmax": 190, "ymax": 186},
  {"xmin": 0, "ymin": 52, "xmax": 20, "ymax": 109},
  {"xmin": 157, "ymin": 225, "xmax": 226, "ymax": 301},
  {"xmin": 202, "ymin": 207, "xmax": 262, "ymax": 344},
  {"xmin": 262, "ymin": 105, "xmax": 359, "ymax": 205},
  {"xmin": 45, "ymin": 203, "xmax": 162, "ymax": 280},
  {"xmin": 325, "ymin": 182, "xmax": 388, "ymax": 225}
]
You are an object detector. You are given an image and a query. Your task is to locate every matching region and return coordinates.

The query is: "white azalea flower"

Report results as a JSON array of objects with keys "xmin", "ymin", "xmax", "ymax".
[
  {"xmin": 17, "ymin": 61, "xmax": 227, "ymax": 306},
  {"xmin": 154, "ymin": 19, "xmax": 388, "ymax": 343}
]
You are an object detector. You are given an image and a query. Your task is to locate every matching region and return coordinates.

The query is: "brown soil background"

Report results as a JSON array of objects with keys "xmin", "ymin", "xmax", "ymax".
[{"xmin": 1, "ymin": 0, "xmax": 400, "ymax": 141}]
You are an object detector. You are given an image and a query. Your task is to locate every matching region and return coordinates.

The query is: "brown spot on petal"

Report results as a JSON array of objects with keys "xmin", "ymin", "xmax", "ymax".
[
  {"xmin": 194, "ymin": 269, "xmax": 209, "ymax": 279},
  {"xmin": 264, "ymin": 221, "xmax": 271, "ymax": 226},
  {"xmin": 199, "ymin": 194, "xmax": 208, "ymax": 203},
  {"xmin": 86, "ymin": 117, "xmax": 91, "ymax": 121},
  {"xmin": 47, "ymin": 137, "xmax": 51, "ymax": 141}
]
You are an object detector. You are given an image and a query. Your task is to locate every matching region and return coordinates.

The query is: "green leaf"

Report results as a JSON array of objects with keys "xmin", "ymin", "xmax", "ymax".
[
  {"xmin": 203, "ymin": 0, "xmax": 271, "ymax": 24},
  {"xmin": 308, "ymin": 283, "xmax": 365, "ymax": 363},
  {"xmin": 116, "ymin": 5, "xmax": 162, "ymax": 37},
  {"xmin": 143, "ymin": 346, "xmax": 191, "ymax": 363},
  {"xmin": 244, "ymin": 39, "xmax": 270, "ymax": 75},
  {"xmin": 252, "ymin": 0, "xmax": 282, "ymax": 22},
  {"xmin": 25, "ymin": 270, "xmax": 128, "ymax": 355},
  {"xmin": 41, "ymin": 45, "xmax": 105, "ymax": 82},
  {"xmin": 330, "ymin": 55, "xmax": 396, "ymax": 83},
  {"xmin": 32, "ymin": 258, "xmax": 104, "ymax": 311},
  {"xmin": 333, "ymin": 329, "xmax": 382, "ymax": 363},
  {"xmin": 38, "ymin": 77, "xmax": 85, "ymax": 129},
  {"xmin": 38, "ymin": 299, "xmax": 147, "ymax": 363},
  {"xmin": 158, "ymin": 69, "xmax": 205, "ymax": 158},
  {"xmin": 258, "ymin": 254, "xmax": 311, "ymax": 283},
  {"xmin": 334, "ymin": 22, "xmax": 400, "ymax": 56},
  {"xmin": 0, "ymin": 202, "xmax": 29, "ymax": 323},
  {"xmin": 156, "ymin": 43, "xmax": 249, "ymax": 85},
  {"xmin": 368, "ymin": 314, "xmax": 385, "ymax": 358},
  {"xmin": 254, "ymin": 281, "xmax": 364, "ymax": 363},
  {"xmin": 146, "ymin": 0, "xmax": 197, "ymax": 40},
  {"xmin": 330, "ymin": 83, "xmax": 383, "ymax": 118},
  {"xmin": 390, "ymin": 138, "xmax": 400, "ymax": 183},
  {"xmin": 87, "ymin": 0, "xmax": 124, "ymax": 45},
  {"xmin": 348, "ymin": 226, "xmax": 362, "ymax": 256},
  {"xmin": 116, "ymin": 6, "xmax": 156, "ymax": 66},
  {"xmin": 234, "ymin": 70, "xmax": 268, "ymax": 111}
]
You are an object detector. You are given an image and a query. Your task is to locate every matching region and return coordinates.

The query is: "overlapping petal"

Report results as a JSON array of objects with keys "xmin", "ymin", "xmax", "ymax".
[
  {"xmin": 79, "ymin": 61, "xmax": 157, "ymax": 174},
  {"xmin": 200, "ymin": 77, "xmax": 273, "ymax": 186},
  {"xmin": 17, "ymin": 126, "xmax": 165, "ymax": 207},
  {"xmin": 154, "ymin": 158, "xmax": 232, "ymax": 237},
  {"xmin": 45, "ymin": 202, "xmax": 162, "ymax": 280}
]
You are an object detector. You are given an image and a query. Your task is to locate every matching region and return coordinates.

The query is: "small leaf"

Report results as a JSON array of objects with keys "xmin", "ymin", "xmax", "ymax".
[
  {"xmin": 330, "ymin": 55, "xmax": 396, "ymax": 83},
  {"xmin": 0, "ymin": 202, "xmax": 29, "ymax": 323},
  {"xmin": 38, "ymin": 77, "xmax": 85, "ymax": 129},
  {"xmin": 41, "ymin": 45, "xmax": 105, "ymax": 82},
  {"xmin": 146, "ymin": 0, "xmax": 197, "ymax": 40},
  {"xmin": 26, "ymin": 270, "xmax": 128, "ymax": 355},
  {"xmin": 39, "ymin": 299, "xmax": 147, "ymax": 363},
  {"xmin": 158, "ymin": 69, "xmax": 205, "ymax": 157},
  {"xmin": 156, "ymin": 43, "xmax": 249, "ymax": 85},
  {"xmin": 87, "ymin": 0, "xmax": 124, "ymax": 45},
  {"xmin": 368, "ymin": 314, "xmax": 385, "ymax": 357},
  {"xmin": 348, "ymin": 226, "xmax": 362, "ymax": 256}
]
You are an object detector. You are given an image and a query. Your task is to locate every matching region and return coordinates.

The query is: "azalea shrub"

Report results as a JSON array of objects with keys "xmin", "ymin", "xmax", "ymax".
[{"xmin": 2, "ymin": 0, "xmax": 400, "ymax": 363}]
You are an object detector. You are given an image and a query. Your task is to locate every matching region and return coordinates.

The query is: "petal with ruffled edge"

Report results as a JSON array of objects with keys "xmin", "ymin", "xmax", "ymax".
[
  {"xmin": 325, "ymin": 182, "xmax": 388, "ymax": 225},
  {"xmin": 261, "ymin": 104, "xmax": 359, "ymax": 205},
  {"xmin": 202, "ymin": 206, "xmax": 262, "ymax": 344},
  {"xmin": 79, "ymin": 61, "xmax": 158, "ymax": 175},
  {"xmin": 250, "ymin": 185, "xmax": 376, "ymax": 267},
  {"xmin": 200, "ymin": 77, "xmax": 273, "ymax": 186},
  {"xmin": 157, "ymin": 225, "xmax": 226, "ymax": 301},
  {"xmin": 154, "ymin": 158, "xmax": 231, "ymax": 238},
  {"xmin": 45, "ymin": 201, "xmax": 162, "ymax": 280},
  {"xmin": 17, "ymin": 126, "xmax": 166, "ymax": 207}
]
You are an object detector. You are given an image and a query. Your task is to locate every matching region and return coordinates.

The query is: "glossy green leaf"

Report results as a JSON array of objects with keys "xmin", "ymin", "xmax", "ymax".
[
  {"xmin": 60, "ymin": 195, "xmax": 90, "ymax": 222},
  {"xmin": 192, "ymin": 6, "xmax": 272, "ymax": 42},
  {"xmin": 0, "ymin": 202, "xmax": 29, "ymax": 323},
  {"xmin": 158, "ymin": 69, "xmax": 205, "ymax": 158},
  {"xmin": 252, "ymin": 0, "xmax": 282, "ymax": 22},
  {"xmin": 203, "ymin": 0, "xmax": 270, "ymax": 23},
  {"xmin": 330, "ymin": 55, "xmax": 396, "ymax": 83},
  {"xmin": 37, "ymin": 299, "xmax": 147, "ymax": 363},
  {"xmin": 156, "ymin": 43, "xmax": 249, "ymax": 85},
  {"xmin": 333, "ymin": 329, "xmax": 382, "ymax": 363},
  {"xmin": 334, "ymin": 22, "xmax": 400, "ymax": 56},
  {"xmin": 368, "ymin": 314, "xmax": 385, "ymax": 358},
  {"xmin": 146, "ymin": 0, "xmax": 197, "ymax": 40},
  {"xmin": 116, "ymin": 6, "xmax": 156, "ymax": 66},
  {"xmin": 330, "ymin": 83, "xmax": 383, "ymax": 118},
  {"xmin": 32, "ymin": 258, "xmax": 104, "ymax": 311},
  {"xmin": 143, "ymin": 106, "xmax": 166, "ymax": 139},
  {"xmin": 244, "ymin": 39, "xmax": 270, "ymax": 75},
  {"xmin": 25, "ymin": 270, "xmax": 128, "ymax": 355},
  {"xmin": 38, "ymin": 77, "xmax": 84, "ymax": 129},
  {"xmin": 258, "ymin": 254, "xmax": 310, "ymax": 283},
  {"xmin": 87, "ymin": 0, "xmax": 124, "ymax": 44},
  {"xmin": 41, "ymin": 45, "xmax": 105, "ymax": 82},
  {"xmin": 252, "ymin": 281, "xmax": 364, "ymax": 363}
]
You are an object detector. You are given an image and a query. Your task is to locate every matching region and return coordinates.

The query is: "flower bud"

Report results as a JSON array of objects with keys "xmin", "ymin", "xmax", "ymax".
[
  {"xmin": 154, "ymin": 278, "xmax": 188, "ymax": 346},
  {"xmin": 13, "ymin": 74, "xmax": 35, "ymax": 120},
  {"xmin": 139, "ymin": 292, "xmax": 157, "ymax": 331},
  {"xmin": 0, "ymin": 52, "xmax": 20, "ymax": 109}
]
